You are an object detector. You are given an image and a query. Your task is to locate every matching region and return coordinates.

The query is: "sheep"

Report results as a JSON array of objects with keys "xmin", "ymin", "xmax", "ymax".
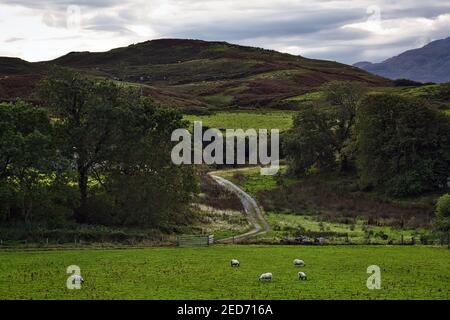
[
  {"xmin": 230, "ymin": 259, "xmax": 240, "ymax": 267},
  {"xmin": 298, "ymin": 271, "xmax": 307, "ymax": 280},
  {"xmin": 293, "ymin": 259, "xmax": 305, "ymax": 266},
  {"xmin": 72, "ymin": 274, "xmax": 84, "ymax": 284},
  {"xmin": 259, "ymin": 272, "xmax": 273, "ymax": 281}
]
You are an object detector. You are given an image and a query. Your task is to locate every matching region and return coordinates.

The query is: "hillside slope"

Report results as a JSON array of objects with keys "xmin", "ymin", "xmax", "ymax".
[
  {"xmin": 354, "ymin": 37, "xmax": 450, "ymax": 83},
  {"xmin": 0, "ymin": 39, "xmax": 391, "ymax": 108}
]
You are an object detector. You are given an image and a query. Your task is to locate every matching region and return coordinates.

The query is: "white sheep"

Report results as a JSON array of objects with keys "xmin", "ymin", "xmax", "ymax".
[
  {"xmin": 293, "ymin": 259, "xmax": 305, "ymax": 266},
  {"xmin": 72, "ymin": 274, "xmax": 84, "ymax": 284},
  {"xmin": 259, "ymin": 272, "xmax": 273, "ymax": 281},
  {"xmin": 230, "ymin": 259, "xmax": 240, "ymax": 267},
  {"xmin": 298, "ymin": 271, "xmax": 307, "ymax": 280}
]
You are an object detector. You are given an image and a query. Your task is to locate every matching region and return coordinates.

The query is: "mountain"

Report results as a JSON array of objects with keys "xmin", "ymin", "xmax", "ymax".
[
  {"xmin": 354, "ymin": 37, "xmax": 450, "ymax": 83},
  {"xmin": 0, "ymin": 39, "xmax": 391, "ymax": 109}
]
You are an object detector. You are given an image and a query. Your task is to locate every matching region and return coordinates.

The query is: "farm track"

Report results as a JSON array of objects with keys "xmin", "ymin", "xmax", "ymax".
[{"xmin": 210, "ymin": 175, "xmax": 270, "ymax": 243}]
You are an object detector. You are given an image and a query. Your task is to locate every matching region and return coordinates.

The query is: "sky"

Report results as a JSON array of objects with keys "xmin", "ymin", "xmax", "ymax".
[{"xmin": 0, "ymin": 0, "xmax": 449, "ymax": 64}]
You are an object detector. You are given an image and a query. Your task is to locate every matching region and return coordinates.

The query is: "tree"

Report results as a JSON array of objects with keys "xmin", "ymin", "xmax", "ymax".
[
  {"xmin": 102, "ymin": 98, "xmax": 198, "ymax": 227},
  {"xmin": 321, "ymin": 81, "xmax": 367, "ymax": 171},
  {"xmin": 283, "ymin": 81, "xmax": 367, "ymax": 177},
  {"xmin": 356, "ymin": 94, "xmax": 450, "ymax": 196},
  {"xmin": 436, "ymin": 194, "xmax": 450, "ymax": 226},
  {"xmin": 0, "ymin": 100, "xmax": 55, "ymax": 223},
  {"xmin": 283, "ymin": 105, "xmax": 337, "ymax": 176},
  {"xmin": 38, "ymin": 67, "xmax": 198, "ymax": 227},
  {"xmin": 38, "ymin": 68, "xmax": 134, "ymax": 223}
]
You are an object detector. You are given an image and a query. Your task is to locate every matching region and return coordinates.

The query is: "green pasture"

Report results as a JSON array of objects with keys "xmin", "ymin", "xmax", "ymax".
[{"xmin": 1, "ymin": 246, "xmax": 448, "ymax": 299}]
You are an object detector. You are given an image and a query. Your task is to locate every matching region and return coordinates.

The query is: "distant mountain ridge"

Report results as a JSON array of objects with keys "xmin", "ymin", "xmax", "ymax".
[
  {"xmin": 354, "ymin": 37, "xmax": 450, "ymax": 83},
  {"xmin": 0, "ymin": 38, "xmax": 391, "ymax": 109}
]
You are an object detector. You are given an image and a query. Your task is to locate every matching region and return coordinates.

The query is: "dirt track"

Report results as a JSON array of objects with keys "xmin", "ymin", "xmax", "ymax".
[{"xmin": 210, "ymin": 175, "xmax": 270, "ymax": 243}]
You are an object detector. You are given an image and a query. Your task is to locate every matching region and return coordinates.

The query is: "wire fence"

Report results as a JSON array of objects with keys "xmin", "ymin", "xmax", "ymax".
[
  {"xmin": 0, "ymin": 235, "xmax": 179, "ymax": 250},
  {"xmin": 0, "ymin": 232, "xmax": 448, "ymax": 249}
]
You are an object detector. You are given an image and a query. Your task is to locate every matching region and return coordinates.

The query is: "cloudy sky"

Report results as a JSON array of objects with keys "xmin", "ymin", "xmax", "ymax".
[{"xmin": 1, "ymin": 0, "xmax": 449, "ymax": 64}]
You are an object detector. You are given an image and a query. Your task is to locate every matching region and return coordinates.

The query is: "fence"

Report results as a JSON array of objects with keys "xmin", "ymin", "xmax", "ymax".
[
  {"xmin": 0, "ymin": 234, "xmax": 178, "ymax": 249},
  {"xmin": 177, "ymin": 235, "xmax": 214, "ymax": 247}
]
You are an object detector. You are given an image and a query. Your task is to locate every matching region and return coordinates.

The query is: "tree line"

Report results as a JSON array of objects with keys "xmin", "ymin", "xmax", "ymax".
[{"xmin": 283, "ymin": 81, "xmax": 450, "ymax": 197}]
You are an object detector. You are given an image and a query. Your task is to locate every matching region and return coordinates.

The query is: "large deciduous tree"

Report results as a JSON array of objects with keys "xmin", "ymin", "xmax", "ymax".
[
  {"xmin": 283, "ymin": 105, "xmax": 337, "ymax": 176},
  {"xmin": 283, "ymin": 81, "xmax": 367, "ymax": 176},
  {"xmin": 38, "ymin": 68, "xmax": 129, "ymax": 223},
  {"xmin": 321, "ymin": 81, "xmax": 367, "ymax": 171},
  {"xmin": 103, "ymin": 99, "xmax": 198, "ymax": 228},
  {"xmin": 356, "ymin": 94, "xmax": 450, "ymax": 196}
]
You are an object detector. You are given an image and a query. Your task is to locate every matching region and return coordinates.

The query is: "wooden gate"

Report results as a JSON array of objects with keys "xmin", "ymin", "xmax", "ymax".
[{"xmin": 177, "ymin": 235, "xmax": 214, "ymax": 247}]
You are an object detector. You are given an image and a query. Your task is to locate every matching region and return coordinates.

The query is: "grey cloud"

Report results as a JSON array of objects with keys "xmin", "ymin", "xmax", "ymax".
[
  {"xmin": 4, "ymin": 37, "xmax": 24, "ymax": 43},
  {"xmin": 159, "ymin": 9, "xmax": 363, "ymax": 40},
  {"xmin": 1, "ymin": 0, "xmax": 123, "ymax": 10},
  {"xmin": 83, "ymin": 14, "xmax": 135, "ymax": 35},
  {"xmin": 383, "ymin": 6, "xmax": 450, "ymax": 20},
  {"xmin": 1, "ymin": 0, "xmax": 449, "ymax": 64},
  {"xmin": 41, "ymin": 11, "xmax": 67, "ymax": 28}
]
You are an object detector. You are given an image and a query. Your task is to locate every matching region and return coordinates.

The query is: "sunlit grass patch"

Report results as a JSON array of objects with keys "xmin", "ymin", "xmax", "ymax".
[
  {"xmin": 211, "ymin": 166, "xmax": 291, "ymax": 195},
  {"xmin": 285, "ymin": 91, "xmax": 323, "ymax": 102},
  {"xmin": 184, "ymin": 111, "xmax": 295, "ymax": 131}
]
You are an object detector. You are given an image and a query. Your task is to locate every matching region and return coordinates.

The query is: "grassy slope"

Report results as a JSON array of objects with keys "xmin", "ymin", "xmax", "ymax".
[
  {"xmin": 265, "ymin": 213, "xmax": 430, "ymax": 244},
  {"xmin": 286, "ymin": 84, "xmax": 450, "ymax": 109},
  {"xmin": 184, "ymin": 111, "xmax": 295, "ymax": 131},
  {"xmin": 0, "ymin": 246, "xmax": 448, "ymax": 299},
  {"xmin": 191, "ymin": 204, "xmax": 252, "ymax": 240},
  {"xmin": 212, "ymin": 166, "xmax": 290, "ymax": 194}
]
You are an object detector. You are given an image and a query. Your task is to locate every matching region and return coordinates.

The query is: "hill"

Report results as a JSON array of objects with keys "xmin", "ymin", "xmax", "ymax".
[
  {"xmin": 0, "ymin": 57, "xmax": 47, "ymax": 101},
  {"xmin": 354, "ymin": 37, "xmax": 450, "ymax": 83},
  {"xmin": 0, "ymin": 39, "xmax": 391, "ymax": 109}
]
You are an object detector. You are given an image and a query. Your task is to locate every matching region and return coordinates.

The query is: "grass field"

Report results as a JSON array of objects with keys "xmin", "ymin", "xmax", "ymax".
[
  {"xmin": 184, "ymin": 111, "xmax": 295, "ymax": 131},
  {"xmin": 265, "ymin": 213, "xmax": 430, "ymax": 244},
  {"xmin": 0, "ymin": 246, "xmax": 448, "ymax": 300},
  {"xmin": 211, "ymin": 166, "xmax": 292, "ymax": 195},
  {"xmin": 212, "ymin": 166, "xmax": 438, "ymax": 244}
]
